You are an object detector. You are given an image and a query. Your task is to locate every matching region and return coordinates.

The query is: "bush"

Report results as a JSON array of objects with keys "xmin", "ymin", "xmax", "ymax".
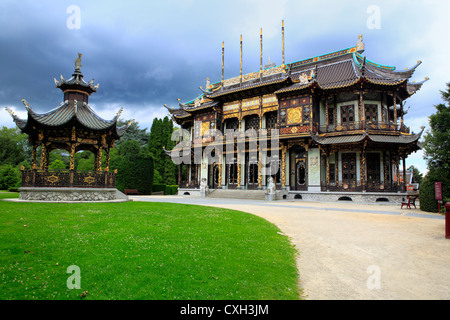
[
  {"xmin": 114, "ymin": 141, "xmax": 154, "ymax": 195},
  {"xmin": 165, "ymin": 185, "xmax": 178, "ymax": 195},
  {"xmin": 116, "ymin": 155, "xmax": 154, "ymax": 195},
  {"xmin": 49, "ymin": 159, "xmax": 66, "ymax": 170},
  {"xmin": 420, "ymin": 177, "xmax": 438, "ymax": 213},
  {"xmin": 0, "ymin": 165, "xmax": 20, "ymax": 190},
  {"xmin": 419, "ymin": 169, "xmax": 450, "ymax": 213},
  {"xmin": 152, "ymin": 183, "xmax": 166, "ymax": 193}
]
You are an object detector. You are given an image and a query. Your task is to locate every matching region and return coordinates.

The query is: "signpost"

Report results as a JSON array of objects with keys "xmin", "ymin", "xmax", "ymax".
[{"xmin": 435, "ymin": 182, "xmax": 442, "ymax": 213}]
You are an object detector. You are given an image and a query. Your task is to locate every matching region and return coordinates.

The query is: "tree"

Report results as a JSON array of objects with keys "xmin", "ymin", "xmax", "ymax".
[
  {"xmin": 115, "ymin": 140, "xmax": 153, "ymax": 194},
  {"xmin": 49, "ymin": 159, "xmax": 66, "ymax": 170},
  {"xmin": 0, "ymin": 126, "xmax": 30, "ymax": 166},
  {"xmin": 420, "ymin": 83, "xmax": 450, "ymax": 213},
  {"xmin": 115, "ymin": 119, "xmax": 149, "ymax": 148},
  {"xmin": 407, "ymin": 165, "xmax": 423, "ymax": 184},
  {"xmin": 148, "ymin": 116, "xmax": 177, "ymax": 185},
  {"xmin": 0, "ymin": 164, "xmax": 20, "ymax": 190},
  {"xmin": 422, "ymin": 82, "xmax": 450, "ymax": 172}
]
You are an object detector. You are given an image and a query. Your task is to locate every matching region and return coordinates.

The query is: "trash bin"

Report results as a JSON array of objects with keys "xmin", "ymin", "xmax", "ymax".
[{"xmin": 445, "ymin": 202, "xmax": 450, "ymax": 239}]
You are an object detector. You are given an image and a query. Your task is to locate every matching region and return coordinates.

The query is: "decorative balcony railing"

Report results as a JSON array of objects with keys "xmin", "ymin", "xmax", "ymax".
[
  {"xmin": 320, "ymin": 180, "xmax": 404, "ymax": 192},
  {"xmin": 319, "ymin": 121, "xmax": 410, "ymax": 134},
  {"xmin": 21, "ymin": 169, "xmax": 116, "ymax": 188},
  {"xmin": 178, "ymin": 179, "xmax": 199, "ymax": 189}
]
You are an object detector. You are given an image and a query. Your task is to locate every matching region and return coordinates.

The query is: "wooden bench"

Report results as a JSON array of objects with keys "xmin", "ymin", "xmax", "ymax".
[
  {"xmin": 124, "ymin": 189, "xmax": 139, "ymax": 195},
  {"xmin": 401, "ymin": 195, "xmax": 417, "ymax": 209}
]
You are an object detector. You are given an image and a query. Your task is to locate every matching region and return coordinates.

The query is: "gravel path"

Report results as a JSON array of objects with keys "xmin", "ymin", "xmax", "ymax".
[{"xmin": 131, "ymin": 195, "xmax": 450, "ymax": 300}]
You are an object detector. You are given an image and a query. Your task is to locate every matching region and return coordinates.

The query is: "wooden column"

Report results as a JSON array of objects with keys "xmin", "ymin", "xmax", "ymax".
[
  {"xmin": 105, "ymin": 146, "xmax": 111, "ymax": 172},
  {"xmin": 402, "ymin": 155, "xmax": 407, "ymax": 192},
  {"xmin": 40, "ymin": 143, "xmax": 47, "ymax": 170},
  {"xmin": 400, "ymin": 99, "xmax": 404, "ymax": 130},
  {"xmin": 334, "ymin": 94, "xmax": 338, "ymax": 125},
  {"xmin": 281, "ymin": 144, "xmax": 287, "ymax": 188},
  {"xmin": 218, "ymin": 154, "xmax": 222, "ymax": 188},
  {"xmin": 258, "ymin": 155, "xmax": 263, "ymax": 188},
  {"xmin": 237, "ymin": 153, "xmax": 241, "ymax": 188},
  {"xmin": 359, "ymin": 89, "xmax": 365, "ymax": 130},
  {"xmin": 360, "ymin": 142, "xmax": 367, "ymax": 191},
  {"xmin": 393, "ymin": 92, "xmax": 398, "ymax": 128},
  {"xmin": 326, "ymin": 149, "xmax": 330, "ymax": 191},
  {"xmin": 31, "ymin": 143, "xmax": 37, "ymax": 169},
  {"xmin": 95, "ymin": 146, "xmax": 103, "ymax": 172},
  {"xmin": 69, "ymin": 143, "xmax": 76, "ymax": 170}
]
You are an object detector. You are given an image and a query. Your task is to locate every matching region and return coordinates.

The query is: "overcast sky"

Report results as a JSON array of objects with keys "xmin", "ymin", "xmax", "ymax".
[{"xmin": 1, "ymin": 0, "xmax": 449, "ymax": 173}]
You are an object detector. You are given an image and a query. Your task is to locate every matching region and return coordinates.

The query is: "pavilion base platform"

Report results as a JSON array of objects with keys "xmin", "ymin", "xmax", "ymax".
[
  {"xmin": 177, "ymin": 187, "xmax": 408, "ymax": 204},
  {"xmin": 287, "ymin": 190, "xmax": 408, "ymax": 204},
  {"xmin": 18, "ymin": 187, "xmax": 129, "ymax": 202},
  {"xmin": 178, "ymin": 188, "xmax": 288, "ymax": 201}
]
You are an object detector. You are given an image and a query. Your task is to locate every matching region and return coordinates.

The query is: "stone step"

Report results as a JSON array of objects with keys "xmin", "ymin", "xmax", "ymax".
[{"xmin": 207, "ymin": 188, "xmax": 266, "ymax": 200}]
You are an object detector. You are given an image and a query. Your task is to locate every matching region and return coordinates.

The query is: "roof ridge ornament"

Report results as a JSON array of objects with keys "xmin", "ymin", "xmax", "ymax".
[
  {"xmin": 75, "ymin": 53, "xmax": 82, "ymax": 73},
  {"xmin": 21, "ymin": 98, "xmax": 30, "ymax": 108},
  {"xmin": 357, "ymin": 35, "xmax": 365, "ymax": 52},
  {"xmin": 73, "ymin": 99, "xmax": 78, "ymax": 114},
  {"xmin": 5, "ymin": 106, "xmax": 16, "ymax": 117}
]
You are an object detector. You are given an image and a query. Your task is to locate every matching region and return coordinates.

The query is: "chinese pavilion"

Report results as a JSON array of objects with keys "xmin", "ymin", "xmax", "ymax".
[
  {"xmin": 6, "ymin": 54, "xmax": 132, "ymax": 201},
  {"xmin": 164, "ymin": 25, "xmax": 426, "ymax": 203}
]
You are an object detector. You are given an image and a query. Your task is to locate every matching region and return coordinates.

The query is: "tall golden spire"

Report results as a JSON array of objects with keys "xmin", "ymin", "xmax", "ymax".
[
  {"xmin": 282, "ymin": 20, "xmax": 285, "ymax": 66},
  {"xmin": 260, "ymin": 28, "xmax": 263, "ymax": 78},
  {"xmin": 221, "ymin": 41, "xmax": 224, "ymax": 84},
  {"xmin": 240, "ymin": 34, "xmax": 243, "ymax": 83}
]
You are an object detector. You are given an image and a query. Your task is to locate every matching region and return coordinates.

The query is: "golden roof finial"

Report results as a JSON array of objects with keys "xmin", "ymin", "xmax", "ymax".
[
  {"xmin": 21, "ymin": 98, "xmax": 30, "ymax": 108},
  {"xmin": 75, "ymin": 53, "xmax": 82, "ymax": 72}
]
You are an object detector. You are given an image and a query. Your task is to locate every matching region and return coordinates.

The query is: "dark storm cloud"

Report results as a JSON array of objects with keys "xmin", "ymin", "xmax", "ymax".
[{"xmin": 0, "ymin": 0, "xmax": 223, "ymax": 116}]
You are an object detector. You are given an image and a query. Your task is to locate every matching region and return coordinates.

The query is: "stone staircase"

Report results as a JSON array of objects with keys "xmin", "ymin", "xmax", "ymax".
[{"xmin": 207, "ymin": 188, "xmax": 266, "ymax": 200}]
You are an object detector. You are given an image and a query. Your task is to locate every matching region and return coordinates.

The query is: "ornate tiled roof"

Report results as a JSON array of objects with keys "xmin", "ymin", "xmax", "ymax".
[
  {"xmin": 7, "ymin": 100, "xmax": 129, "ymax": 137},
  {"xmin": 311, "ymin": 130, "xmax": 423, "ymax": 146},
  {"xmin": 168, "ymin": 36, "xmax": 427, "ymax": 119},
  {"xmin": 54, "ymin": 70, "xmax": 99, "ymax": 95}
]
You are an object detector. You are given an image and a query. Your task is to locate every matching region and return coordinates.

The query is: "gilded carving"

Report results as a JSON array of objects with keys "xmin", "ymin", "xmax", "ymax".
[
  {"xmin": 47, "ymin": 175, "xmax": 59, "ymax": 184},
  {"xmin": 286, "ymin": 107, "xmax": 303, "ymax": 125},
  {"xmin": 201, "ymin": 121, "xmax": 210, "ymax": 136},
  {"xmin": 84, "ymin": 176, "xmax": 95, "ymax": 185}
]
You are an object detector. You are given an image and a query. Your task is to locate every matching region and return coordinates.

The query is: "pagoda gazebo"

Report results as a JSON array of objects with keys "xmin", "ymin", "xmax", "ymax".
[{"xmin": 6, "ymin": 54, "xmax": 132, "ymax": 201}]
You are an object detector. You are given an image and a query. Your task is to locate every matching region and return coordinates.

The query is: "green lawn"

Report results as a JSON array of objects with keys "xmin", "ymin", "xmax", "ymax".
[{"xmin": 0, "ymin": 196, "xmax": 300, "ymax": 300}]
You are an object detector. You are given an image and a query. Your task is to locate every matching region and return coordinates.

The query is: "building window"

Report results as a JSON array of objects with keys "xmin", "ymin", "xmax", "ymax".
[
  {"xmin": 266, "ymin": 112, "xmax": 277, "ymax": 129},
  {"xmin": 225, "ymin": 118, "xmax": 239, "ymax": 131},
  {"xmin": 341, "ymin": 105, "xmax": 354, "ymax": 123},
  {"xmin": 342, "ymin": 152, "xmax": 356, "ymax": 183},
  {"xmin": 328, "ymin": 107, "xmax": 334, "ymax": 124},
  {"xmin": 302, "ymin": 106, "xmax": 310, "ymax": 123},
  {"xmin": 245, "ymin": 115, "xmax": 260, "ymax": 131},
  {"xmin": 367, "ymin": 153, "xmax": 381, "ymax": 181},
  {"xmin": 365, "ymin": 104, "xmax": 378, "ymax": 123}
]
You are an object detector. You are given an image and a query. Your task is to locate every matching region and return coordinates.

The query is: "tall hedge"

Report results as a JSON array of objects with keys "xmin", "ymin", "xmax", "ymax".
[
  {"xmin": 115, "ymin": 140, "xmax": 154, "ymax": 195},
  {"xmin": 419, "ymin": 169, "xmax": 450, "ymax": 213}
]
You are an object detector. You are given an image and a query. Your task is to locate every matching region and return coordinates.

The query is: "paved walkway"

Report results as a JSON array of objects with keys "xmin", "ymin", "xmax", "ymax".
[{"xmin": 130, "ymin": 195, "xmax": 450, "ymax": 300}]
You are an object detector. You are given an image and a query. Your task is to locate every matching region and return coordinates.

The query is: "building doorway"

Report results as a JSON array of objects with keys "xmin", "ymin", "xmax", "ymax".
[{"xmin": 290, "ymin": 146, "xmax": 308, "ymax": 191}]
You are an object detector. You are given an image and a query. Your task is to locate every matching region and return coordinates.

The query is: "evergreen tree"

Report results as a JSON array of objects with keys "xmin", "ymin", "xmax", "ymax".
[
  {"xmin": 0, "ymin": 126, "xmax": 30, "ymax": 166},
  {"xmin": 422, "ymin": 82, "xmax": 450, "ymax": 172},
  {"xmin": 116, "ymin": 120, "xmax": 149, "ymax": 148},
  {"xmin": 148, "ymin": 116, "xmax": 178, "ymax": 185},
  {"xmin": 407, "ymin": 165, "xmax": 423, "ymax": 184},
  {"xmin": 420, "ymin": 82, "xmax": 450, "ymax": 212}
]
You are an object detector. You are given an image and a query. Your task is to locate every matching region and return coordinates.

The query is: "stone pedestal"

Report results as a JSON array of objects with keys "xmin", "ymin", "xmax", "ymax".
[{"xmin": 19, "ymin": 187, "xmax": 125, "ymax": 202}]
